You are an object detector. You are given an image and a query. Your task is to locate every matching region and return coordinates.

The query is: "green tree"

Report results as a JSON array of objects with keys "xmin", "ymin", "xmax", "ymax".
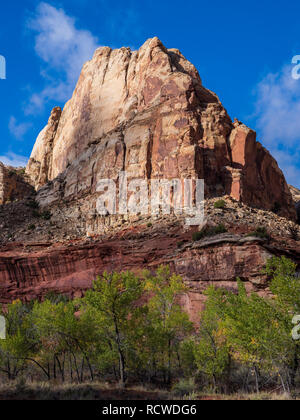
[
  {"xmin": 30, "ymin": 298, "xmax": 92, "ymax": 382},
  {"xmin": 221, "ymin": 280, "xmax": 291, "ymax": 392},
  {"xmin": 80, "ymin": 271, "xmax": 144, "ymax": 385},
  {"xmin": 0, "ymin": 301, "xmax": 35, "ymax": 380},
  {"xmin": 143, "ymin": 266, "xmax": 193, "ymax": 384},
  {"xmin": 266, "ymin": 256, "xmax": 300, "ymax": 388},
  {"xmin": 193, "ymin": 286, "xmax": 231, "ymax": 392}
]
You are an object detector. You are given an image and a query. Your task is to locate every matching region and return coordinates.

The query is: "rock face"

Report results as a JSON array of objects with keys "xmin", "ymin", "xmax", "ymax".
[
  {"xmin": 26, "ymin": 37, "xmax": 296, "ymax": 221},
  {"xmin": 26, "ymin": 107, "xmax": 62, "ymax": 190},
  {"xmin": 0, "ymin": 163, "xmax": 34, "ymax": 205},
  {"xmin": 289, "ymin": 185, "xmax": 300, "ymax": 223},
  {"xmin": 0, "ymin": 229, "xmax": 298, "ymax": 323},
  {"xmin": 228, "ymin": 122, "xmax": 294, "ymax": 214},
  {"xmin": 296, "ymin": 202, "xmax": 300, "ymax": 224}
]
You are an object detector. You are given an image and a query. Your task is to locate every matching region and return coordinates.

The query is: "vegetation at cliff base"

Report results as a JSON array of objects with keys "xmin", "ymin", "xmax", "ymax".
[
  {"xmin": 192, "ymin": 224, "xmax": 227, "ymax": 241},
  {"xmin": 0, "ymin": 257, "xmax": 300, "ymax": 399}
]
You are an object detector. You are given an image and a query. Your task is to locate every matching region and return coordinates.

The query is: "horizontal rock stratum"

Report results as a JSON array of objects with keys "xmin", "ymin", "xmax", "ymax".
[{"xmin": 25, "ymin": 37, "xmax": 296, "ymax": 220}]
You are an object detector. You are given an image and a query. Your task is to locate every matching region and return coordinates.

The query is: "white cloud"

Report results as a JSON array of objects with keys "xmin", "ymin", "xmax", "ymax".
[
  {"xmin": 9, "ymin": 116, "xmax": 32, "ymax": 140},
  {"xmin": 26, "ymin": 2, "xmax": 99, "ymax": 114},
  {"xmin": 0, "ymin": 152, "xmax": 29, "ymax": 168},
  {"xmin": 254, "ymin": 63, "xmax": 300, "ymax": 188}
]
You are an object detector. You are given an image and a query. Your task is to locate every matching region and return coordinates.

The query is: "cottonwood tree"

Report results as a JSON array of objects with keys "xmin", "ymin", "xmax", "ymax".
[
  {"xmin": 80, "ymin": 271, "xmax": 144, "ymax": 385},
  {"xmin": 142, "ymin": 266, "xmax": 193, "ymax": 384}
]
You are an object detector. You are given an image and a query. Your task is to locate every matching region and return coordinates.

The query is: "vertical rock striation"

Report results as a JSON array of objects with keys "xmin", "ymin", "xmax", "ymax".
[{"xmin": 25, "ymin": 37, "xmax": 296, "ymax": 220}]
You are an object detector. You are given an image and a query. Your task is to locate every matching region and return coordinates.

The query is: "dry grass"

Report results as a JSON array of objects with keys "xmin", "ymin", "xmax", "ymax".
[
  {"xmin": 0, "ymin": 381, "xmax": 171, "ymax": 401},
  {"xmin": 0, "ymin": 380, "xmax": 297, "ymax": 400},
  {"xmin": 195, "ymin": 392, "xmax": 295, "ymax": 400}
]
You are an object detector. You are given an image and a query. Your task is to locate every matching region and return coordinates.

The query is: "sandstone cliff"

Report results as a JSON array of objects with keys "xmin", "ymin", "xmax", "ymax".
[{"xmin": 25, "ymin": 37, "xmax": 296, "ymax": 221}]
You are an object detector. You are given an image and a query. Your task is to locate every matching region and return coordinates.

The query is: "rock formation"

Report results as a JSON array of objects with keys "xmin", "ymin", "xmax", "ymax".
[
  {"xmin": 26, "ymin": 107, "xmax": 62, "ymax": 190},
  {"xmin": 0, "ymin": 163, "xmax": 33, "ymax": 205},
  {"xmin": 0, "ymin": 37, "xmax": 298, "ymax": 310},
  {"xmin": 26, "ymin": 37, "xmax": 296, "ymax": 221},
  {"xmin": 289, "ymin": 185, "xmax": 300, "ymax": 223},
  {"xmin": 290, "ymin": 185, "xmax": 300, "ymax": 200},
  {"xmin": 297, "ymin": 203, "xmax": 300, "ymax": 224}
]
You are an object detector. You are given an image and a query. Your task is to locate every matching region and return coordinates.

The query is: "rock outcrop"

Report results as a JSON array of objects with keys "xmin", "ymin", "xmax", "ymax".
[
  {"xmin": 26, "ymin": 37, "xmax": 296, "ymax": 221},
  {"xmin": 26, "ymin": 107, "xmax": 62, "ymax": 190},
  {"xmin": 289, "ymin": 185, "xmax": 300, "ymax": 223},
  {"xmin": 0, "ymin": 163, "xmax": 34, "ymax": 205},
  {"xmin": 290, "ymin": 185, "xmax": 300, "ymax": 202}
]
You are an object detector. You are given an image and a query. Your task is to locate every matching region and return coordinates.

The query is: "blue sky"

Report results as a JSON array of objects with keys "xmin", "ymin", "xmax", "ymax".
[{"xmin": 1, "ymin": 0, "xmax": 300, "ymax": 187}]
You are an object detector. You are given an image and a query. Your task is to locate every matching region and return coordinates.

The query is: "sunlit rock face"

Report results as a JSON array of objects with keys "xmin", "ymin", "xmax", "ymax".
[
  {"xmin": 26, "ymin": 37, "xmax": 296, "ymax": 221},
  {"xmin": 26, "ymin": 107, "xmax": 62, "ymax": 190},
  {"xmin": 289, "ymin": 185, "xmax": 300, "ymax": 223}
]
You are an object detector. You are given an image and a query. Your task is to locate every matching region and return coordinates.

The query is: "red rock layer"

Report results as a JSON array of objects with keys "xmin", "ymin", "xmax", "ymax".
[{"xmin": 0, "ymin": 231, "xmax": 299, "ymax": 323}]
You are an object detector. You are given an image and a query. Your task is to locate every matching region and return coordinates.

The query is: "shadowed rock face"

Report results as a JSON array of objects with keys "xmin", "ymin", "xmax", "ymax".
[
  {"xmin": 25, "ymin": 37, "xmax": 296, "ymax": 221},
  {"xmin": 0, "ymin": 163, "xmax": 34, "ymax": 205},
  {"xmin": 296, "ymin": 202, "xmax": 300, "ymax": 224}
]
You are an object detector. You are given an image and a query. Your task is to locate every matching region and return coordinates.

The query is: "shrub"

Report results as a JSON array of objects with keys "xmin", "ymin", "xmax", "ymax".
[
  {"xmin": 172, "ymin": 378, "xmax": 196, "ymax": 397},
  {"xmin": 214, "ymin": 223, "xmax": 227, "ymax": 234},
  {"xmin": 28, "ymin": 224, "xmax": 36, "ymax": 231},
  {"xmin": 32, "ymin": 210, "xmax": 40, "ymax": 218},
  {"xmin": 41, "ymin": 211, "xmax": 52, "ymax": 221},
  {"xmin": 44, "ymin": 291, "xmax": 70, "ymax": 304},
  {"xmin": 26, "ymin": 200, "xmax": 39, "ymax": 210},
  {"xmin": 147, "ymin": 222, "xmax": 153, "ymax": 228},
  {"xmin": 18, "ymin": 168, "xmax": 26, "ymax": 175},
  {"xmin": 246, "ymin": 226, "xmax": 270, "ymax": 240},
  {"xmin": 288, "ymin": 225, "xmax": 299, "ymax": 241},
  {"xmin": 177, "ymin": 241, "xmax": 185, "ymax": 249},
  {"xmin": 272, "ymin": 202, "xmax": 281, "ymax": 214},
  {"xmin": 8, "ymin": 169, "xmax": 17, "ymax": 177},
  {"xmin": 192, "ymin": 231, "xmax": 205, "ymax": 241},
  {"xmin": 193, "ymin": 224, "xmax": 228, "ymax": 242},
  {"xmin": 214, "ymin": 199, "xmax": 226, "ymax": 209}
]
